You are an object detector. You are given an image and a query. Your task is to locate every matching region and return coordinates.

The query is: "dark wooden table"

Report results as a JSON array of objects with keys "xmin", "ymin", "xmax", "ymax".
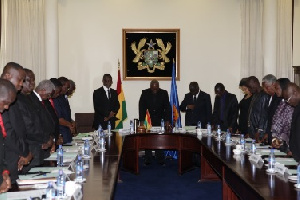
[
  {"xmin": 122, "ymin": 133, "xmax": 202, "ymax": 175},
  {"xmin": 82, "ymin": 132, "xmax": 123, "ymax": 200},
  {"xmin": 199, "ymin": 136, "xmax": 298, "ymax": 200},
  {"xmin": 9, "ymin": 132, "xmax": 299, "ymax": 200}
]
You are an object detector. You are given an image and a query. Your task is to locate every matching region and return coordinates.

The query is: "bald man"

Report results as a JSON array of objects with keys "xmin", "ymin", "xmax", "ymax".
[{"xmin": 283, "ymin": 82, "xmax": 300, "ymax": 161}]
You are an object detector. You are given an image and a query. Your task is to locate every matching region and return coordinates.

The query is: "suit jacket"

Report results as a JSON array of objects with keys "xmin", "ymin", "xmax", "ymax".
[
  {"xmin": 212, "ymin": 91, "xmax": 238, "ymax": 132},
  {"xmin": 2, "ymin": 98, "xmax": 29, "ymax": 183},
  {"xmin": 54, "ymin": 95, "xmax": 72, "ymax": 143},
  {"xmin": 18, "ymin": 92, "xmax": 55, "ymax": 167},
  {"xmin": 180, "ymin": 91, "xmax": 212, "ymax": 128},
  {"xmin": 248, "ymin": 90, "xmax": 269, "ymax": 138},
  {"xmin": 289, "ymin": 104, "xmax": 300, "ymax": 162},
  {"xmin": 93, "ymin": 87, "xmax": 120, "ymax": 130},
  {"xmin": 43, "ymin": 99, "xmax": 59, "ymax": 143},
  {"xmin": 139, "ymin": 88, "xmax": 171, "ymax": 126},
  {"xmin": 18, "ymin": 93, "xmax": 54, "ymax": 145},
  {"xmin": 0, "ymin": 128, "xmax": 6, "ymax": 185}
]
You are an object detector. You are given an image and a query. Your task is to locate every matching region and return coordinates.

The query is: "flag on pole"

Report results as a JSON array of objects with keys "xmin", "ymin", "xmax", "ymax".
[
  {"xmin": 144, "ymin": 109, "xmax": 152, "ymax": 131},
  {"xmin": 115, "ymin": 62, "xmax": 127, "ymax": 129},
  {"xmin": 170, "ymin": 60, "xmax": 182, "ymax": 128},
  {"xmin": 165, "ymin": 60, "xmax": 181, "ymax": 159}
]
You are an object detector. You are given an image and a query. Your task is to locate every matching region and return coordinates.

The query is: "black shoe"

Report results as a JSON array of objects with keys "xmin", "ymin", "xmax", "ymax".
[{"xmin": 159, "ymin": 161, "xmax": 166, "ymax": 167}]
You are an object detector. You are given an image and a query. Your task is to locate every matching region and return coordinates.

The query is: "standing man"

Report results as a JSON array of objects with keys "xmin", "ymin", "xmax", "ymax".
[
  {"xmin": 1, "ymin": 62, "xmax": 32, "ymax": 184},
  {"xmin": 262, "ymin": 74, "xmax": 281, "ymax": 144},
  {"xmin": 0, "ymin": 79, "xmax": 16, "ymax": 193},
  {"xmin": 139, "ymin": 80, "xmax": 171, "ymax": 165},
  {"xmin": 246, "ymin": 76, "xmax": 269, "ymax": 142},
  {"xmin": 180, "ymin": 82, "xmax": 212, "ymax": 128},
  {"xmin": 54, "ymin": 77, "xmax": 74, "ymax": 144},
  {"xmin": 212, "ymin": 83, "xmax": 238, "ymax": 132},
  {"xmin": 19, "ymin": 79, "xmax": 55, "ymax": 173},
  {"xmin": 283, "ymin": 82, "xmax": 300, "ymax": 161},
  {"xmin": 93, "ymin": 74, "xmax": 120, "ymax": 130}
]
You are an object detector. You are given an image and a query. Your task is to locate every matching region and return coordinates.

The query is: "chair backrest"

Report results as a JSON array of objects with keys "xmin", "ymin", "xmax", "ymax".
[{"xmin": 75, "ymin": 113, "xmax": 95, "ymax": 133}]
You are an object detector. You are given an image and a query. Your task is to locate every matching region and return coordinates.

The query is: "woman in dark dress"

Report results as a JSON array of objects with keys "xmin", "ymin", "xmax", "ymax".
[{"xmin": 238, "ymin": 78, "xmax": 252, "ymax": 135}]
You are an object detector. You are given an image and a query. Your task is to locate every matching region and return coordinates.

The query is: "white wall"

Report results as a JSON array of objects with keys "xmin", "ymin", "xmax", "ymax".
[
  {"xmin": 294, "ymin": 0, "xmax": 300, "ymax": 66},
  {"xmin": 58, "ymin": 0, "xmax": 241, "ymax": 127}
]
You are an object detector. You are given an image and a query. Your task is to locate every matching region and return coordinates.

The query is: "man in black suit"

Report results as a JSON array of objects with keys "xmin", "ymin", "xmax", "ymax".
[
  {"xmin": 139, "ymin": 80, "xmax": 171, "ymax": 165},
  {"xmin": 212, "ymin": 83, "xmax": 238, "ymax": 132},
  {"xmin": 1, "ymin": 62, "xmax": 32, "ymax": 184},
  {"xmin": 47, "ymin": 78, "xmax": 63, "ymax": 151},
  {"xmin": 18, "ymin": 75, "xmax": 55, "ymax": 173},
  {"xmin": 283, "ymin": 82, "xmax": 300, "ymax": 161},
  {"xmin": 0, "ymin": 79, "xmax": 16, "ymax": 193},
  {"xmin": 93, "ymin": 74, "xmax": 120, "ymax": 130},
  {"xmin": 247, "ymin": 76, "xmax": 269, "ymax": 142},
  {"xmin": 180, "ymin": 82, "xmax": 212, "ymax": 128},
  {"xmin": 262, "ymin": 74, "xmax": 281, "ymax": 144}
]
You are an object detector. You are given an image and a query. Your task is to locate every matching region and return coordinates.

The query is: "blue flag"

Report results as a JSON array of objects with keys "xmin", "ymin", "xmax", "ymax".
[
  {"xmin": 170, "ymin": 61, "xmax": 182, "ymax": 128},
  {"xmin": 165, "ymin": 61, "xmax": 181, "ymax": 159}
]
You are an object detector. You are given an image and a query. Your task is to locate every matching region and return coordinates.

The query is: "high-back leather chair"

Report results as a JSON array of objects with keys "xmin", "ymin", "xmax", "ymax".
[{"xmin": 75, "ymin": 113, "xmax": 95, "ymax": 133}]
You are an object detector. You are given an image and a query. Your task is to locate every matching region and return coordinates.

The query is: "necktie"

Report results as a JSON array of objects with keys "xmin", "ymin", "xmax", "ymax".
[
  {"xmin": 0, "ymin": 113, "xmax": 7, "ymax": 138},
  {"xmin": 220, "ymin": 95, "xmax": 225, "ymax": 121},
  {"xmin": 193, "ymin": 95, "xmax": 197, "ymax": 103},
  {"xmin": 49, "ymin": 98, "xmax": 58, "ymax": 115},
  {"xmin": 108, "ymin": 89, "xmax": 111, "ymax": 100}
]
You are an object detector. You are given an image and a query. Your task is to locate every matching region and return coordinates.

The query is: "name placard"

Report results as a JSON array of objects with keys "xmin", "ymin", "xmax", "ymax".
[
  {"xmin": 275, "ymin": 162, "xmax": 288, "ymax": 176},
  {"xmin": 249, "ymin": 154, "xmax": 263, "ymax": 164}
]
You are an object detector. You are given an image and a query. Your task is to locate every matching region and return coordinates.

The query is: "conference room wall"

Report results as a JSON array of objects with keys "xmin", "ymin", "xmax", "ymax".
[
  {"xmin": 294, "ymin": 0, "xmax": 300, "ymax": 66},
  {"xmin": 57, "ymin": 0, "xmax": 242, "ymax": 127}
]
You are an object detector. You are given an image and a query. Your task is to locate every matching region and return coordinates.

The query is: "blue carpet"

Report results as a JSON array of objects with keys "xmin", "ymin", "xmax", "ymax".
[{"xmin": 114, "ymin": 158, "xmax": 222, "ymax": 200}]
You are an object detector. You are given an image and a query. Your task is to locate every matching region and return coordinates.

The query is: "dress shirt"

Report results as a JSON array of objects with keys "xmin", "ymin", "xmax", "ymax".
[{"xmin": 103, "ymin": 86, "xmax": 111, "ymax": 99}]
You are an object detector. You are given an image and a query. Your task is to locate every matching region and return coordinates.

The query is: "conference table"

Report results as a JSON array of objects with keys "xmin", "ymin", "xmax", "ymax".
[
  {"xmin": 8, "ymin": 131, "xmax": 299, "ymax": 199},
  {"xmin": 199, "ymin": 135, "xmax": 298, "ymax": 200}
]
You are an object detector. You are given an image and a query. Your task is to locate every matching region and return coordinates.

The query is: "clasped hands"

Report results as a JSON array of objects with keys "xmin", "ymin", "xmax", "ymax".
[
  {"xmin": 104, "ymin": 111, "xmax": 115, "ymax": 121},
  {"xmin": 18, "ymin": 152, "xmax": 33, "ymax": 171}
]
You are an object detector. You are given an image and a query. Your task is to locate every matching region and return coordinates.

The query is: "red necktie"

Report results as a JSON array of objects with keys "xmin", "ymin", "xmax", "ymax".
[
  {"xmin": 0, "ymin": 113, "xmax": 7, "ymax": 138},
  {"xmin": 49, "ymin": 98, "xmax": 58, "ymax": 115}
]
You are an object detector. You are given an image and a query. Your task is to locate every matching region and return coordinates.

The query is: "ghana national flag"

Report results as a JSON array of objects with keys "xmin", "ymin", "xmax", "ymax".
[{"xmin": 115, "ymin": 64, "xmax": 127, "ymax": 129}]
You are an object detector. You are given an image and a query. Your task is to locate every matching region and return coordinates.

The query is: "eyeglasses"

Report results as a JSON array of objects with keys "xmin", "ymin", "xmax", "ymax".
[{"xmin": 285, "ymin": 95, "xmax": 292, "ymax": 103}]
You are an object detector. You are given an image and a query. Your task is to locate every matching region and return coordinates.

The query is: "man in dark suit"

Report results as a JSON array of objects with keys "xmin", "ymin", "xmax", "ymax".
[
  {"xmin": 0, "ymin": 79, "xmax": 16, "ymax": 193},
  {"xmin": 247, "ymin": 76, "xmax": 269, "ymax": 142},
  {"xmin": 18, "ymin": 76, "xmax": 55, "ymax": 173},
  {"xmin": 1, "ymin": 62, "xmax": 32, "ymax": 184},
  {"xmin": 180, "ymin": 82, "xmax": 212, "ymax": 128},
  {"xmin": 139, "ymin": 80, "xmax": 171, "ymax": 165},
  {"xmin": 212, "ymin": 83, "xmax": 238, "ymax": 132},
  {"xmin": 262, "ymin": 74, "xmax": 281, "ymax": 144},
  {"xmin": 283, "ymin": 82, "xmax": 300, "ymax": 161},
  {"xmin": 93, "ymin": 74, "xmax": 120, "ymax": 130},
  {"xmin": 47, "ymin": 78, "xmax": 63, "ymax": 151}
]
